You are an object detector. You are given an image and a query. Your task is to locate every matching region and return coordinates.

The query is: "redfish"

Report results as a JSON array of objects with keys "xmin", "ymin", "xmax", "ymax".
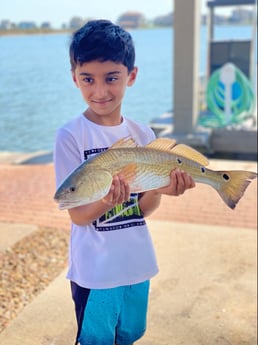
[{"xmin": 54, "ymin": 137, "xmax": 257, "ymax": 210}]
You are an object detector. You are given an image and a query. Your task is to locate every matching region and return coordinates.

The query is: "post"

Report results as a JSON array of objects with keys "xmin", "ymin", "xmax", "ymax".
[
  {"xmin": 207, "ymin": 5, "xmax": 214, "ymax": 77},
  {"xmin": 173, "ymin": 0, "xmax": 201, "ymax": 134}
]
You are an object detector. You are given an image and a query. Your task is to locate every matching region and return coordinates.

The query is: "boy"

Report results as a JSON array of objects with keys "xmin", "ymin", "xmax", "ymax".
[{"xmin": 54, "ymin": 19, "xmax": 195, "ymax": 345}]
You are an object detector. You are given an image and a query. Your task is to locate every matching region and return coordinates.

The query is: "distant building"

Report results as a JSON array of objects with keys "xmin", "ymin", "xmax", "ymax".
[
  {"xmin": 214, "ymin": 14, "xmax": 229, "ymax": 24},
  {"xmin": 230, "ymin": 8, "xmax": 254, "ymax": 23},
  {"xmin": 41, "ymin": 22, "xmax": 52, "ymax": 29},
  {"xmin": 0, "ymin": 20, "xmax": 12, "ymax": 30},
  {"xmin": 117, "ymin": 12, "xmax": 145, "ymax": 29},
  {"xmin": 69, "ymin": 16, "xmax": 87, "ymax": 30},
  {"xmin": 18, "ymin": 21, "xmax": 37, "ymax": 30}
]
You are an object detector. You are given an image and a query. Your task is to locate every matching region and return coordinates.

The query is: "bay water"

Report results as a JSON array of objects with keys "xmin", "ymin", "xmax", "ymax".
[{"xmin": 0, "ymin": 25, "xmax": 254, "ymax": 152}]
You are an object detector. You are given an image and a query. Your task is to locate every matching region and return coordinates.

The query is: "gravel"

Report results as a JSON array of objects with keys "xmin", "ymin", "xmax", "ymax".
[{"xmin": 0, "ymin": 227, "xmax": 69, "ymax": 332}]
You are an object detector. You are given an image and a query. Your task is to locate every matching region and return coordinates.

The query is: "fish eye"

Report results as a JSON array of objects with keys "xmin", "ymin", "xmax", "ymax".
[
  {"xmin": 69, "ymin": 186, "xmax": 76, "ymax": 192},
  {"xmin": 222, "ymin": 173, "xmax": 230, "ymax": 181}
]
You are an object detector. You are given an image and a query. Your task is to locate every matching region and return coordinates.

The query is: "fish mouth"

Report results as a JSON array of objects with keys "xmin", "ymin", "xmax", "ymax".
[
  {"xmin": 54, "ymin": 188, "xmax": 73, "ymax": 203},
  {"xmin": 54, "ymin": 192, "xmax": 84, "ymax": 210},
  {"xmin": 56, "ymin": 199, "xmax": 85, "ymax": 210}
]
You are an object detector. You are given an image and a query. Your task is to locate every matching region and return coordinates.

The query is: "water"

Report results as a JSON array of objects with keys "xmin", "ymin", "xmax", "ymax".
[{"xmin": 0, "ymin": 25, "xmax": 254, "ymax": 152}]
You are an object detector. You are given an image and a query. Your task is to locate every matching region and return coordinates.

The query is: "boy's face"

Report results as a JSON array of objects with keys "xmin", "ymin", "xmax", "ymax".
[{"xmin": 72, "ymin": 60, "xmax": 137, "ymax": 125}]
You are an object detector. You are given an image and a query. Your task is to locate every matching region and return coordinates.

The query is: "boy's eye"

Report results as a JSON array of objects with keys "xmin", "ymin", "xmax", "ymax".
[
  {"xmin": 106, "ymin": 77, "xmax": 118, "ymax": 83},
  {"xmin": 83, "ymin": 77, "xmax": 93, "ymax": 83}
]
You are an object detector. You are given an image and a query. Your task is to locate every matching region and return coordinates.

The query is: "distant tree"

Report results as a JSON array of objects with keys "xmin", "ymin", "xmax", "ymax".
[{"xmin": 153, "ymin": 12, "xmax": 173, "ymax": 27}]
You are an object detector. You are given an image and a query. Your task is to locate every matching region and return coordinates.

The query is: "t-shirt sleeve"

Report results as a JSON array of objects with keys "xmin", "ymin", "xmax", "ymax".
[
  {"xmin": 53, "ymin": 128, "xmax": 81, "ymax": 188},
  {"xmin": 138, "ymin": 124, "xmax": 156, "ymax": 146},
  {"xmin": 146, "ymin": 126, "xmax": 156, "ymax": 142}
]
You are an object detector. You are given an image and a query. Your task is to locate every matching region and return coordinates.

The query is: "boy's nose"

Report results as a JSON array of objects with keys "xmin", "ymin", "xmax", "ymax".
[{"xmin": 93, "ymin": 82, "xmax": 107, "ymax": 98}]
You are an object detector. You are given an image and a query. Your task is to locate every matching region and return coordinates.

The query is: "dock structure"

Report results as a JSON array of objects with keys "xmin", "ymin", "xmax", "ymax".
[
  {"xmin": 173, "ymin": 0, "xmax": 200, "ymax": 135},
  {"xmin": 155, "ymin": 0, "xmax": 257, "ymax": 158}
]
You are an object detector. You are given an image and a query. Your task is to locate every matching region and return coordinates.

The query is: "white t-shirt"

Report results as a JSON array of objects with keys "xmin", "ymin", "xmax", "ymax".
[{"xmin": 54, "ymin": 114, "xmax": 159, "ymax": 289}]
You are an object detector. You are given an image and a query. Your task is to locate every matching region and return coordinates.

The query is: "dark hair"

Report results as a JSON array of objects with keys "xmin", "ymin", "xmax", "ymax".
[{"xmin": 69, "ymin": 19, "xmax": 135, "ymax": 72}]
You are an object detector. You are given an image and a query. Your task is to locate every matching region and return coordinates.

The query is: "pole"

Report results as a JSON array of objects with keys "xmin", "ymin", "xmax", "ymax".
[{"xmin": 173, "ymin": 0, "xmax": 201, "ymax": 134}]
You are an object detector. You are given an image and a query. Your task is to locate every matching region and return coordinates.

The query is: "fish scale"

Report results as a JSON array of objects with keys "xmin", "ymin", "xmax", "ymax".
[{"xmin": 94, "ymin": 148, "xmax": 174, "ymax": 191}]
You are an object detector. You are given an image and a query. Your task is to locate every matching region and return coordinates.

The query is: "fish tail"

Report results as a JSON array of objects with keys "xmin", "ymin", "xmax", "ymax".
[{"xmin": 215, "ymin": 170, "xmax": 257, "ymax": 209}]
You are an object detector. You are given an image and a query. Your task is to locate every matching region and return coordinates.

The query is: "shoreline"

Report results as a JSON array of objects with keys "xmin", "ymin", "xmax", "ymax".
[
  {"xmin": 0, "ymin": 29, "xmax": 73, "ymax": 37},
  {"xmin": 0, "ymin": 149, "xmax": 257, "ymax": 166},
  {"xmin": 0, "ymin": 23, "xmax": 253, "ymax": 37},
  {"xmin": 0, "ymin": 151, "xmax": 53, "ymax": 165}
]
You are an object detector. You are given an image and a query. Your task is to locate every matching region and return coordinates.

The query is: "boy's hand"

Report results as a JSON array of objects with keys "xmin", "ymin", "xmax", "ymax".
[
  {"xmin": 102, "ymin": 169, "xmax": 195, "ymax": 207},
  {"xmin": 157, "ymin": 169, "xmax": 195, "ymax": 196},
  {"xmin": 102, "ymin": 175, "xmax": 130, "ymax": 207}
]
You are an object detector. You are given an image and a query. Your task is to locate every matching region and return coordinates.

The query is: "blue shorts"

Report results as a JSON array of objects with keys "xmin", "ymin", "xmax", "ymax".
[{"xmin": 71, "ymin": 280, "xmax": 150, "ymax": 345}]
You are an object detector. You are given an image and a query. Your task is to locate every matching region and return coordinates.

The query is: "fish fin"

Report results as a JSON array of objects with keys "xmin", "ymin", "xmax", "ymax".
[
  {"xmin": 146, "ymin": 138, "xmax": 177, "ymax": 151},
  {"xmin": 146, "ymin": 139, "xmax": 209, "ymax": 166},
  {"xmin": 171, "ymin": 144, "xmax": 209, "ymax": 166},
  {"xmin": 119, "ymin": 163, "xmax": 137, "ymax": 183},
  {"xmin": 110, "ymin": 136, "xmax": 138, "ymax": 149},
  {"xmin": 215, "ymin": 170, "xmax": 257, "ymax": 209}
]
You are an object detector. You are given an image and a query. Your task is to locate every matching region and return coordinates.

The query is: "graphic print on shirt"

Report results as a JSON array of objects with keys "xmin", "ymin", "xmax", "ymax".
[{"xmin": 84, "ymin": 147, "xmax": 146, "ymax": 232}]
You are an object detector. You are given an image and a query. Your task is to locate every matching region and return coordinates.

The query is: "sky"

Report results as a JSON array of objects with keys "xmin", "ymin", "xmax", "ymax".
[{"xmin": 0, "ymin": 0, "xmax": 233, "ymax": 28}]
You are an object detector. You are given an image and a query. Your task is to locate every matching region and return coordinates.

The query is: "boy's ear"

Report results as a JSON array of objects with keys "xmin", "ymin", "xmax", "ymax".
[
  {"xmin": 127, "ymin": 67, "xmax": 138, "ymax": 86},
  {"xmin": 72, "ymin": 71, "xmax": 79, "ymax": 87}
]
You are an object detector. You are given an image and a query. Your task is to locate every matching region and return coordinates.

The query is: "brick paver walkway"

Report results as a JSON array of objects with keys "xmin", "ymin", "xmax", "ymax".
[{"xmin": 0, "ymin": 161, "xmax": 257, "ymax": 230}]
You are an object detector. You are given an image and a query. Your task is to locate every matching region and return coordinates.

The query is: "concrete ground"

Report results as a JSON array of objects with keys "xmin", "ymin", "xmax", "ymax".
[
  {"xmin": 0, "ymin": 154, "xmax": 257, "ymax": 345},
  {"xmin": 0, "ymin": 221, "xmax": 257, "ymax": 345}
]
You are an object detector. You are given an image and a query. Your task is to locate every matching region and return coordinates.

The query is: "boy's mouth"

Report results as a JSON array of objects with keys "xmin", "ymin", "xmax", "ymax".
[{"xmin": 92, "ymin": 98, "xmax": 112, "ymax": 105}]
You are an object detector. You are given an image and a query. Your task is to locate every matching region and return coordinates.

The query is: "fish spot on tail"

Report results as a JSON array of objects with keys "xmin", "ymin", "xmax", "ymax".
[{"xmin": 217, "ymin": 170, "xmax": 257, "ymax": 209}]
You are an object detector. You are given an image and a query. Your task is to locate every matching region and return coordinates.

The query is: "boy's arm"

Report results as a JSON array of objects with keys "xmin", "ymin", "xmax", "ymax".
[
  {"xmin": 68, "ymin": 169, "xmax": 195, "ymax": 225},
  {"xmin": 68, "ymin": 201, "xmax": 111, "ymax": 226},
  {"xmin": 139, "ymin": 169, "xmax": 195, "ymax": 217}
]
